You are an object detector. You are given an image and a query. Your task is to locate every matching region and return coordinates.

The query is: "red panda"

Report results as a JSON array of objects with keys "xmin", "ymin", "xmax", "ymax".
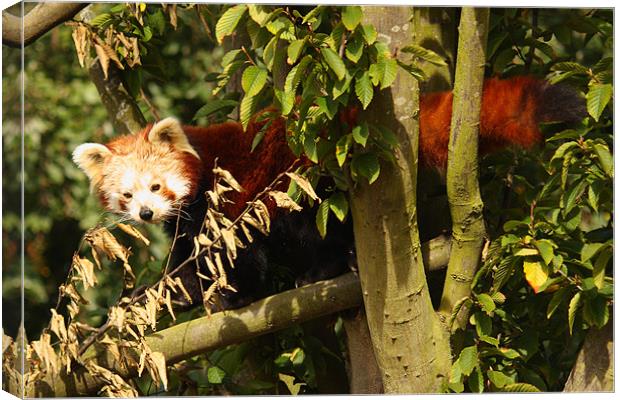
[{"xmin": 73, "ymin": 76, "xmax": 583, "ymax": 308}]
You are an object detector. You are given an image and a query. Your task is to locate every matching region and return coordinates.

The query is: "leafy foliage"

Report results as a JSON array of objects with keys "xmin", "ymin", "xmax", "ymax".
[
  {"xmin": 447, "ymin": 8, "xmax": 613, "ymax": 393},
  {"xmin": 207, "ymin": 5, "xmax": 440, "ymax": 236}
]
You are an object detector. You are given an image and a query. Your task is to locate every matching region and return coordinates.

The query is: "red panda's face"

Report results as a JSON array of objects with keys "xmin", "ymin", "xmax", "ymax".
[{"xmin": 73, "ymin": 117, "xmax": 201, "ymax": 224}]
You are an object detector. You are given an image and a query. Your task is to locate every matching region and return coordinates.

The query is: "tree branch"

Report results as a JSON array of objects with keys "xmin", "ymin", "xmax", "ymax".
[
  {"xmin": 27, "ymin": 273, "xmax": 363, "ymax": 397},
  {"xmin": 25, "ymin": 231, "xmax": 452, "ymax": 397},
  {"xmin": 438, "ymin": 7, "xmax": 489, "ymax": 330},
  {"xmin": 2, "ymin": 2, "xmax": 88, "ymax": 48}
]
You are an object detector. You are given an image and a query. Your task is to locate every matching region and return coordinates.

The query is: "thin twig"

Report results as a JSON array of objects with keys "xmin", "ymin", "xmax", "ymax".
[{"xmin": 140, "ymin": 88, "xmax": 161, "ymax": 121}]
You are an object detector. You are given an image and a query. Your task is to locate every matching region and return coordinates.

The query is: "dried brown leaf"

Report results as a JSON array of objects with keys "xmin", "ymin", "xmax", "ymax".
[
  {"xmin": 108, "ymin": 306, "xmax": 125, "ymax": 331},
  {"xmin": 149, "ymin": 351, "xmax": 168, "ymax": 390},
  {"xmin": 30, "ymin": 333, "xmax": 58, "ymax": 374},
  {"xmin": 49, "ymin": 309, "xmax": 68, "ymax": 342},
  {"xmin": 213, "ymin": 167, "xmax": 244, "ymax": 192},
  {"xmin": 117, "ymin": 223, "xmax": 150, "ymax": 246},
  {"xmin": 221, "ymin": 228, "xmax": 237, "ymax": 259},
  {"xmin": 174, "ymin": 277, "xmax": 193, "ymax": 303},
  {"xmin": 71, "ymin": 25, "xmax": 90, "ymax": 68},
  {"xmin": 268, "ymin": 190, "xmax": 302, "ymax": 211}
]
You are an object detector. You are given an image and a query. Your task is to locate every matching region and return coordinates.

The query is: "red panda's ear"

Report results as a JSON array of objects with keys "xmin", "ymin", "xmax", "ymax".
[
  {"xmin": 148, "ymin": 117, "xmax": 200, "ymax": 159},
  {"xmin": 72, "ymin": 143, "xmax": 112, "ymax": 183}
]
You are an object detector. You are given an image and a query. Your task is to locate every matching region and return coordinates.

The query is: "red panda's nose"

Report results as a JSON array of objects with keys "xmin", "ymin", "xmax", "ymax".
[{"xmin": 139, "ymin": 207, "xmax": 154, "ymax": 221}]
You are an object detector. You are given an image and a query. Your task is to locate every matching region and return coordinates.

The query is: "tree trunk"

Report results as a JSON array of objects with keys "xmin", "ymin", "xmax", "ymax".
[
  {"xmin": 343, "ymin": 308, "xmax": 384, "ymax": 394},
  {"xmin": 563, "ymin": 322, "xmax": 613, "ymax": 392},
  {"xmin": 349, "ymin": 6, "xmax": 451, "ymax": 393},
  {"xmin": 438, "ymin": 8, "xmax": 489, "ymax": 330}
]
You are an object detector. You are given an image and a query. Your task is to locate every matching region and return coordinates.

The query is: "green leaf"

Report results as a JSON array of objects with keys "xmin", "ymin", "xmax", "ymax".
[
  {"xmin": 263, "ymin": 35, "xmax": 279, "ymax": 71},
  {"xmin": 533, "ymin": 239, "xmax": 554, "ymax": 265},
  {"xmin": 586, "ymin": 83, "xmax": 612, "ymax": 122},
  {"xmin": 239, "ymin": 94, "xmax": 257, "ymax": 130},
  {"xmin": 583, "ymin": 296, "xmax": 609, "ymax": 328},
  {"xmin": 360, "ymin": 24, "xmax": 377, "ymax": 44},
  {"xmin": 592, "ymin": 142, "xmax": 613, "ymax": 177},
  {"xmin": 332, "ymin": 68, "xmax": 353, "ymax": 99},
  {"xmin": 287, "ymin": 38, "xmax": 307, "ymax": 65},
  {"xmin": 282, "ymin": 55, "xmax": 312, "ymax": 115},
  {"xmin": 278, "ymin": 373, "xmax": 304, "ymax": 395},
  {"xmin": 328, "ymin": 192, "xmax": 349, "ymax": 222},
  {"xmin": 468, "ymin": 367, "xmax": 484, "ymax": 393},
  {"xmin": 500, "ymin": 383, "xmax": 541, "ymax": 392},
  {"xmin": 400, "ymin": 44, "xmax": 447, "ymax": 66},
  {"xmin": 592, "ymin": 248, "xmax": 611, "ymax": 289},
  {"xmin": 90, "ymin": 13, "xmax": 112, "ymax": 27},
  {"xmin": 302, "ymin": 6, "xmax": 323, "ymax": 24},
  {"xmin": 303, "ymin": 135, "xmax": 318, "ymax": 163},
  {"xmin": 487, "ymin": 370, "xmax": 514, "ymax": 388},
  {"xmin": 336, "ymin": 135, "xmax": 352, "ymax": 166},
  {"xmin": 473, "ymin": 311, "xmax": 492, "ymax": 337},
  {"xmin": 563, "ymin": 178, "xmax": 588, "ymax": 215},
  {"xmin": 241, "ymin": 66, "xmax": 268, "ymax": 97},
  {"xmin": 396, "ymin": 60, "xmax": 427, "ymax": 81},
  {"xmin": 291, "ymin": 348, "xmax": 305, "ymax": 365},
  {"xmin": 352, "ymin": 123, "xmax": 370, "ymax": 147},
  {"xmin": 551, "ymin": 61, "xmax": 589, "ymax": 73},
  {"xmin": 321, "ymin": 47, "xmax": 346, "ymax": 80},
  {"xmin": 316, "ymin": 97, "xmax": 338, "ymax": 120},
  {"xmin": 370, "ymin": 57, "xmax": 398, "ymax": 89},
  {"xmin": 194, "ymin": 100, "xmax": 238, "ymax": 120},
  {"xmin": 315, "ymin": 199, "xmax": 330, "ymax": 238},
  {"xmin": 355, "ymin": 71, "xmax": 373, "ymax": 109},
  {"xmin": 352, "ymin": 153, "xmax": 380, "ymax": 184},
  {"xmin": 341, "ymin": 6, "xmax": 362, "ymax": 30},
  {"xmin": 207, "ymin": 366, "xmax": 226, "ymax": 384},
  {"xmin": 568, "ymin": 291, "xmax": 582, "ymax": 335},
  {"xmin": 247, "ymin": 5, "xmax": 276, "ymax": 26},
  {"xmin": 475, "ymin": 293, "xmax": 496, "ymax": 315},
  {"xmin": 581, "ymin": 242, "xmax": 604, "ymax": 263},
  {"xmin": 546, "ymin": 287, "xmax": 569, "ymax": 319},
  {"xmin": 216, "ymin": 5, "xmax": 248, "ymax": 44},
  {"xmin": 375, "ymin": 124, "xmax": 398, "ymax": 147},
  {"xmin": 457, "ymin": 346, "xmax": 478, "ymax": 376},
  {"xmin": 345, "ymin": 35, "xmax": 364, "ymax": 63},
  {"xmin": 514, "ymin": 248, "xmax": 538, "ymax": 257},
  {"xmin": 550, "ymin": 141, "xmax": 578, "ymax": 162}
]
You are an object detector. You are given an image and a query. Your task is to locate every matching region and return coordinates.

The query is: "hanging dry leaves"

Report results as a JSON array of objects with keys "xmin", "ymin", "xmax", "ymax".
[
  {"xmin": 30, "ymin": 333, "xmax": 59, "ymax": 374},
  {"xmin": 49, "ymin": 309, "xmax": 68, "ymax": 342},
  {"xmin": 71, "ymin": 24, "xmax": 90, "ymax": 68},
  {"xmin": 268, "ymin": 190, "xmax": 303, "ymax": 211},
  {"xmin": 117, "ymin": 223, "xmax": 150, "ymax": 246},
  {"xmin": 72, "ymin": 256, "xmax": 98, "ymax": 289}
]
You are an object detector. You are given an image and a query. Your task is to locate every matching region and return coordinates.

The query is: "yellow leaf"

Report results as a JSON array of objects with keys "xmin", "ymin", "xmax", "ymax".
[{"xmin": 523, "ymin": 259, "xmax": 548, "ymax": 293}]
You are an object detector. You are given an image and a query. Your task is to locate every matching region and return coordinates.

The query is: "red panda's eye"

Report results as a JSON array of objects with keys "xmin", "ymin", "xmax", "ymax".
[
  {"xmin": 123, "ymin": 192, "xmax": 132, "ymax": 199},
  {"xmin": 151, "ymin": 184, "xmax": 161, "ymax": 192}
]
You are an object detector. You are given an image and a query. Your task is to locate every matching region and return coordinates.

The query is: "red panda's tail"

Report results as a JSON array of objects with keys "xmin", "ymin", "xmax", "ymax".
[{"xmin": 419, "ymin": 76, "xmax": 586, "ymax": 168}]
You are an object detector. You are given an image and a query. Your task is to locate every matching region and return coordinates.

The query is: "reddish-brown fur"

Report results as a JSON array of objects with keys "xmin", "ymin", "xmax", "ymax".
[
  {"xmin": 102, "ymin": 77, "xmax": 570, "ymax": 218},
  {"xmin": 419, "ymin": 76, "xmax": 551, "ymax": 168},
  {"xmin": 183, "ymin": 118, "xmax": 297, "ymax": 217}
]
